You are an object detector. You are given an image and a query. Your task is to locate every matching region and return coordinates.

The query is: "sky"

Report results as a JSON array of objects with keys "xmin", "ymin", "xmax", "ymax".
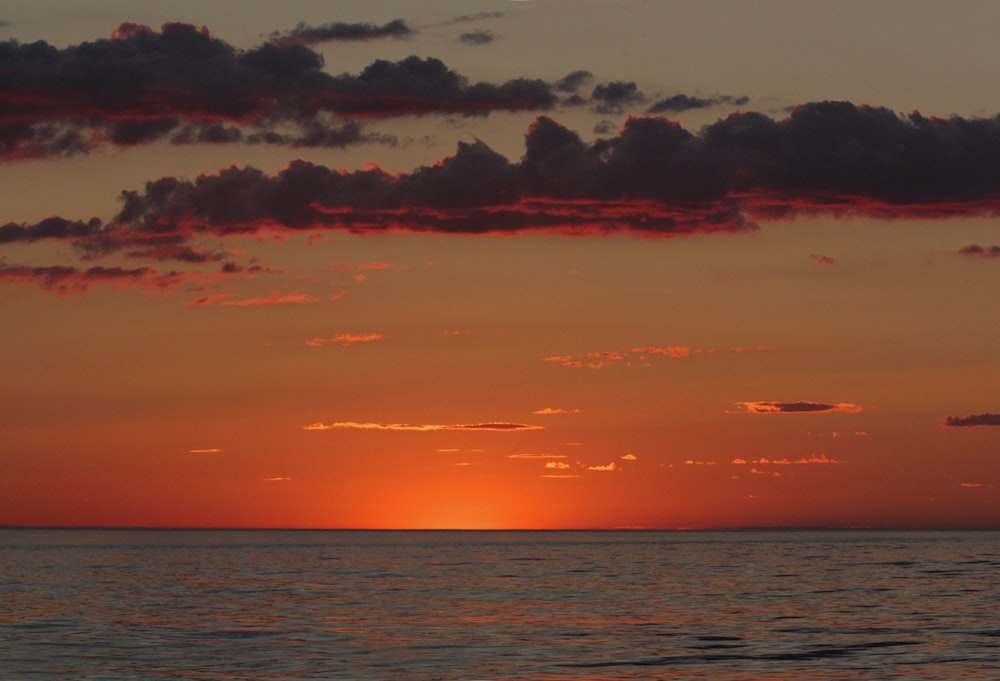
[{"xmin": 1, "ymin": 0, "xmax": 998, "ymax": 530}]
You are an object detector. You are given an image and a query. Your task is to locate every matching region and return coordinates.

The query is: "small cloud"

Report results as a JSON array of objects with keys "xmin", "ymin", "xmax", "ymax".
[
  {"xmin": 684, "ymin": 460, "xmax": 717, "ymax": 466},
  {"xmin": 942, "ymin": 413, "xmax": 1000, "ymax": 428},
  {"xmin": 188, "ymin": 448, "xmax": 222, "ymax": 454},
  {"xmin": 541, "ymin": 474, "xmax": 580, "ymax": 479},
  {"xmin": 959, "ymin": 482, "xmax": 985, "ymax": 488},
  {"xmin": 262, "ymin": 476, "xmax": 292, "ymax": 482},
  {"xmin": 545, "ymin": 461, "xmax": 571, "ymax": 470},
  {"xmin": 734, "ymin": 401, "xmax": 863, "ymax": 415},
  {"xmin": 731, "ymin": 458, "xmax": 748, "ymax": 465},
  {"xmin": 531, "ymin": 407, "xmax": 580, "ymax": 415},
  {"xmin": 218, "ymin": 291, "xmax": 318, "ymax": 307},
  {"xmin": 586, "ymin": 462, "xmax": 618, "ymax": 472},
  {"xmin": 508, "ymin": 453, "xmax": 566, "ymax": 459},
  {"xmin": 306, "ymin": 332, "xmax": 382, "ymax": 347},
  {"xmin": 620, "ymin": 453, "xmax": 637, "ymax": 461},
  {"xmin": 305, "ymin": 421, "xmax": 543, "ymax": 432},
  {"xmin": 959, "ymin": 244, "xmax": 1000, "ymax": 258},
  {"xmin": 458, "ymin": 29, "xmax": 495, "ymax": 45},
  {"xmin": 809, "ymin": 254, "xmax": 838, "ymax": 265}
]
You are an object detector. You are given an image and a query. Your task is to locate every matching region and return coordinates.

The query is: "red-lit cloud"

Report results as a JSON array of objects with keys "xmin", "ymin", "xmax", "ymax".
[
  {"xmin": 958, "ymin": 244, "xmax": 1000, "ymax": 258},
  {"xmin": 304, "ymin": 421, "xmax": 544, "ymax": 432},
  {"xmin": 0, "ymin": 263, "xmax": 179, "ymax": 294},
  {"xmin": 543, "ymin": 344, "xmax": 767, "ymax": 369},
  {"xmin": 306, "ymin": 333, "xmax": 382, "ymax": 347},
  {"xmin": 942, "ymin": 413, "xmax": 1000, "ymax": 428},
  {"xmin": 734, "ymin": 401, "xmax": 863, "ymax": 415}
]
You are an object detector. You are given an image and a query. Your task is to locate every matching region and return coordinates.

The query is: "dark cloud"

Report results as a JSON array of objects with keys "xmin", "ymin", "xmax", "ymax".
[
  {"xmin": 647, "ymin": 93, "xmax": 748, "ymax": 114},
  {"xmin": 271, "ymin": 19, "xmax": 412, "ymax": 45},
  {"xmin": 959, "ymin": 244, "xmax": 1000, "ymax": 258},
  {"xmin": 0, "ymin": 263, "xmax": 178, "ymax": 293},
  {"xmin": 9, "ymin": 104, "xmax": 1000, "ymax": 273},
  {"xmin": 736, "ymin": 401, "xmax": 863, "ymax": 414},
  {"xmin": 591, "ymin": 81, "xmax": 645, "ymax": 113},
  {"xmin": 458, "ymin": 30, "xmax": 496, "ymax": 45},
  {"xmin": 426, "ymin": 12, "xmax": 505, "ymax": 28},
  {"xmin": 0, "ymin": 22, "xmax": 556, "ymax": 159},
  {"xmin": 555, "ymin": 70, "xmax": 593, "ymax": 93},
  {"xmin": 942, "ymin": 413, "xmax": 1000, "ymax": 427}
]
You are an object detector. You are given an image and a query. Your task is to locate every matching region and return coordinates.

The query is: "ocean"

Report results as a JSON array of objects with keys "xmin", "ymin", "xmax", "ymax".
[{"xmin": 1, "ymin": 529, "xmax": 997, "ymax": 680}]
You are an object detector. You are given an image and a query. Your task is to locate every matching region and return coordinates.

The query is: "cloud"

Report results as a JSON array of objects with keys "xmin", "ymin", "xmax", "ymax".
[
  {"xmin": 0, "ymin": 22, "xmax": 558, "ymax": 160},
  {"xmin": 188, "ymin": 448, "xmax": 222, "ymax": 454},
  {"xmin": 540, "ymin": 474, "xmax": 580, "ymax": 479},
  {"xmin": 304, "ymin": 421, "xmax": 543, "ymax": 432},
  {"xmin": 458, "ymin": 30, "xmax": 496, "ymax": 45},
  {"xmin": 591, "ymin": 81, "xmax": 645, "ymax": 113},
  {"xmin": 531, "ymin": 407, "xmax": 580, "ymax": 415},
  {"xmin": 734, "ymin": 401, "xmax": 863, "ymax": 415},
  {"xmin": 959, "ymin": 482, "xmax": 985, "ymax": 488},
  {"xmin": 620, "ymin": 453, "xmax": 637, "ymax": 461},
  {"xmin": 959, "ymin": 244, "xmax": 1000, "ymax": 258},
  {"xmin": 270, "ymin": 19, "xmax": 413, "ymax": 45},
  {"xmin": 425, "ymin": 12, "xmax": 505, "ymax": 28},
  {"xmin": 647, "ymin": 93, "xmax": 748, "ymax": 114},
  {"xmin": 586, "ymin": 462, "xmax": 618, "ymax": 471},
  {"xmin": 543, "ymin": 344, "xmax": 766, "ymax": 369},
  {"xmin": 508, "ymin": 453, "xmax": 565, "ymax": 459},
  {"xmin": 942, "ymin": 413, "xmax": 1000, "ymax": 428},
  {"xmin": 0, "ymin": 263, "xmax": 179, "ymax": 294},
  {"xmin": 810, "ymin": 253, "xmax": 838, "ymax": 265},
  {"xmin": 13, "ymin": 102, "xmax": 1000, "ymax": 283},
  {"xmin": 306, "ymin": 332, "xmax": 382, "ymax": 347},
  {"xmin": 211, "ymin": 291, "xmax": 318, "ymax": 307},
  {"xmin": 262, "ymin": 476, "xmax": 293, "ymax": 482},
  {"xmin": 545, "ymin": 461, "xmax": 571, "ymax": 469},
  {"xmin": 554, "ymin": 70, "xmax": 593, "ymax": 93}
]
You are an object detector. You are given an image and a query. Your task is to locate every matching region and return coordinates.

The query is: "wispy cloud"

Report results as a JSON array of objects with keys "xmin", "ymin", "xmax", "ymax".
[
  {"xmin": 508, "ymin": 453, "xmax": 565, "ymax": 459},
  {"xmin": 0, "ymin": 263, "xmax": 179, "ymax": 295},
  {"xmin": 734, "ymin": 401, "xmax": 863, "ymax": 415},
  {"xmin": 305, "ymin": 421, "xmax": 543, "ymax": 432},
  {"xmin": 942, "ymin": 413, "xmax": 1000, "ymax": 428},
  {"xmin": 809, "ymin": 253, "xmax": 838, "ymax": 265},
  {"xmin": 262, "ymin": 476, "xmax": 293, "ymax": 482},
  {"xmin": 531, "ymin": 407, "xmax": 580, "ymax": 415},
  {"xmin": 188, "ymin": 448, "xmax": 223, "ymax": 454},
  {"xmin": 545, "ymin": 461, "xmax": 571, "ymax": 470},
  {"xmin": 306, "ymin": 333, "xmax": 382, "ymax": 347},
  {"xmin": 586, "ymin": 462, "xmax": 618, "ymax": 472},
  {"xmin": 215, "ymin": 291, "xmax": 319, "ymax": 307},
  {"xmin": 543, "ymin": 344, "xmax": 766, "ymax": 369},
  {"xmin": 268, "ymin": 19, "xmax": 413, "ymax": 45}
]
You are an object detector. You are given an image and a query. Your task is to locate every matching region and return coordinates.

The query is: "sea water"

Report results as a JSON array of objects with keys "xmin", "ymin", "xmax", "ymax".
[{"xmin": 1, "ymin": 529, "xmax": 997, "ymax": 680}]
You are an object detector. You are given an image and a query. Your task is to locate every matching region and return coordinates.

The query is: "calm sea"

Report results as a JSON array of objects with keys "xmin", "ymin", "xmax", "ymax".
[{"xmin": 1, "ymin": 529, "xmax": 997, "ymax": 680}]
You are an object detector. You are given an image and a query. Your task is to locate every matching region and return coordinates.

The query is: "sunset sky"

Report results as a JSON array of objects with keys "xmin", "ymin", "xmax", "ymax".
[{"xmin": 2, "ymin": 0, "xmax": 998, "ymax": 529}]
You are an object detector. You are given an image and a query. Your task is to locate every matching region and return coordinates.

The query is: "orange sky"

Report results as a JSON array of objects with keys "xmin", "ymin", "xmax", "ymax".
[{"xmin": 0, "ymin": 1, "xmax": 998, "ymax": 529}]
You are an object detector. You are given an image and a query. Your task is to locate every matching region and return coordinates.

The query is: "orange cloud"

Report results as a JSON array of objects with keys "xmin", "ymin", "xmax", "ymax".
[
  {"xmin": 306, "ymin": 332, "xmax": 382, "ymax": 347},
  {"xmin": 188, "ymin": 448, "xmax": 222, "ymax": 454},
  {"xmin": 508, "ymin": 453, "xmax": 566, "ymax": 459},
  {"xmin": 620, "ymin": 453, "xmax": 637, "ymax": 461},
  {"xmin": 545, "ymin": 461, "xmax": 571, "ymax": 470},
  {"xmin": 941, "ymin": 413, "xmax": 1000, "ymax": 428},
  {"xmin": 304, "ymin": 421, "xmax": 543, "ymax": 432},
  {"xmin": 544, "ymin": 344, "xmax": 767, "ymax": 369},
  {"xmin": 215, "ymin": 291, "xmax": 318, "ymax": 307},
  {"xmin": 586, "ymin": 462, "xmax": 618, "ymax": 472},
  {"xmin": 734, "ymin": 401, "xmax": 863, "ymax": 415},
  {"xmin": 531, "ymin": 407, "xmax": 580, "ymax": 415},
  {"xmin": 262, "ymin": 476, "xmax": 292, "ymax": 482}
]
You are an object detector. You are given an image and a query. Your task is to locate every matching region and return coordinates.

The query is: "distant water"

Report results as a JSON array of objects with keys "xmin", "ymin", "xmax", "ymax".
[{"xmin": 1, "ymin": 530, "xmax": 998, "ymax": 680}]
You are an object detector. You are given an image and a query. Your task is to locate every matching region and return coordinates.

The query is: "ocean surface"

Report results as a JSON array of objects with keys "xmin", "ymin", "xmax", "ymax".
[{"xmin": 1, "ymin": 529, "xmax": 998, "ymax": 680}]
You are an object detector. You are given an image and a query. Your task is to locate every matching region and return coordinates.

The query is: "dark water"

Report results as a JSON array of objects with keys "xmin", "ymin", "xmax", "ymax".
[{"xmin": 1, "ymin": 529, "xmax": 998, "ymax": 680}]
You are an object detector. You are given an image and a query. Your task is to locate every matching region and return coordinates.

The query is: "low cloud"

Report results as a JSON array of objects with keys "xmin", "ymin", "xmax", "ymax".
[
  {"xmin": 545, "ymin": 461, "xmax": 571, "ymax": 470},
  {"xmin": 306, "ymin": 332, "xmax": 382, "ymax": 347},
  {"xmin": 734, "ymin": 401, "xmax": 863, "ymax": 415},
  {"xmin": 942, "ymin": 413, "xmax": 1000, "ymax": 428},
  {"xmin": 810, "ymin": 253, "xmax": 838, "ymax": 265},
  {"xmin": 304, "ymin": 421, "xmax": 543, "ymax": 432},
  {"xmin": 508, "ymin": 453, "xmax": 565, "ymax": 459},
  {"xmin": 262, "ymin": 476, "xmax": 293, "ymax": 482},
  {"xmin": 586, "ymin": 462, "xmax": 618, "ymax": 472},
  {"xmin": 0, "ymin": 263, "xmax": 179, "ymax": 295},
  {"xmin": 531, "ymin": 407, "xmax": 580, "ymax": 415},
  {"xmin": 458, "ymin": 30, "xmax": 495, "ymax": 45},
  {"xmin": 959, "ymin": 244, "xmax": 1000, "ymax": 258},
  {"xmin": 543, "ymin": 344, "xmax": 766, "ymax": 369},
  {"xmin": 646, "ymin": 93, "xmax": 748, "ymax": 114},
  {"xmin": 270, "ymin": 19, "xmax": 413, "ymax": 45},
  {"xmin": 188, "ymin": 448, "xmax": 222, "ymax": 454}
]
